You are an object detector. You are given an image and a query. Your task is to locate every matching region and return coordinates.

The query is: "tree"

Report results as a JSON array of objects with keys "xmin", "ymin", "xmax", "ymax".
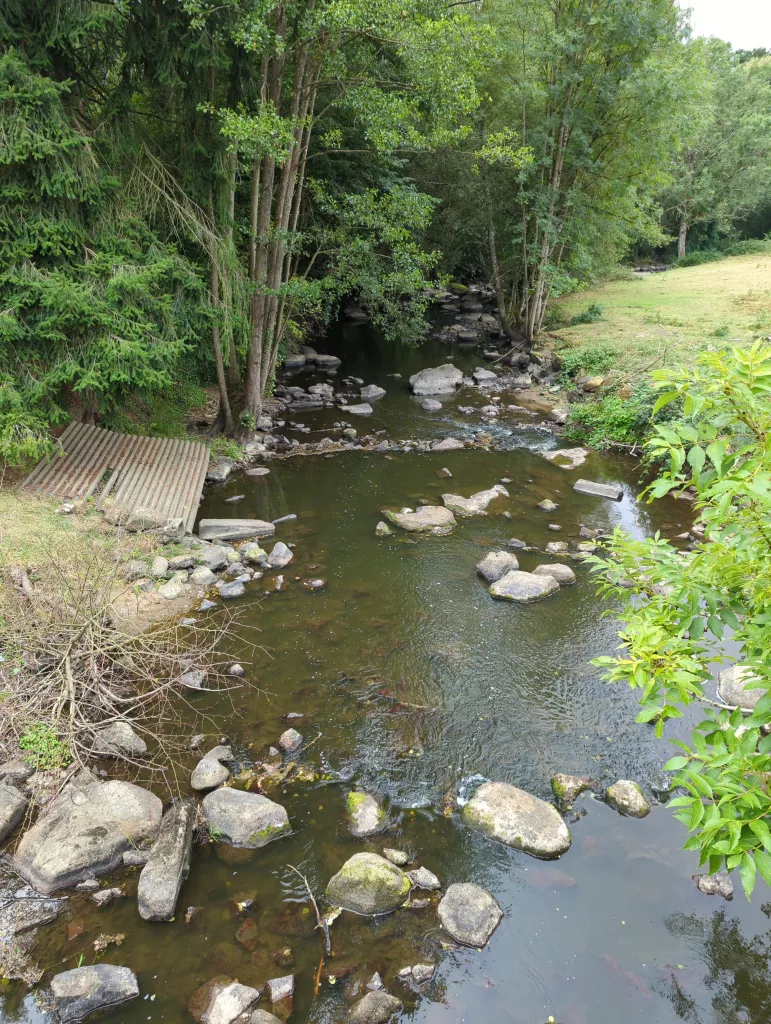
[
  {"xmin": 661, "ymin": 43, "xmax": 771, "ymax": 257},
  {"xmin": 590, "ymin": 342, "xmax": 771, "ymax": 899}
]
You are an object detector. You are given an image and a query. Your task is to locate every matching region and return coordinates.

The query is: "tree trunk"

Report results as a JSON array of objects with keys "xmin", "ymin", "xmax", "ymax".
[
  {"xmin": 678, "ymin": 218, "xmax": 687, "ymax": 259},
  {"xmin": 210, "ymin": 240, "xmax": 234, "ymax": 436}
]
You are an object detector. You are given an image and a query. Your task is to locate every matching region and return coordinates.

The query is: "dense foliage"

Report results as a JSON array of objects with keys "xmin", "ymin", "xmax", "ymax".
[{"xmin": 590, "ymin": 344, "xmax": 771, "ymax": 896}]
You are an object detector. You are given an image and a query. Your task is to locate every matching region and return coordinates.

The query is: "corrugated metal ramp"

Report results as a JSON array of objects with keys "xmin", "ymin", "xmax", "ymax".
[{"xmin": 23, "ymin": 422, "xmax": 209, "ymax": 534}]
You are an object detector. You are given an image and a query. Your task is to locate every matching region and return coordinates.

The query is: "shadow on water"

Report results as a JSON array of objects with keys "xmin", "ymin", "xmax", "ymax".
[{"xmin": 2, "ymin": 323, "xmax": 769, "ymax": 1024}]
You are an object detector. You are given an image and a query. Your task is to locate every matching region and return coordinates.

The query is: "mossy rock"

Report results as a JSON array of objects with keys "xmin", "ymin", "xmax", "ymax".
[
  {"xmin": 461, "ymin": 781, "xmax": 571, "ymax": 859},
  {"xmin": 326, "ymin": 852, "xmax": 411, "ymax": 915},
  {"xmin": 346, "ymin": 791, "xmax": 387, "ymax": 838}
]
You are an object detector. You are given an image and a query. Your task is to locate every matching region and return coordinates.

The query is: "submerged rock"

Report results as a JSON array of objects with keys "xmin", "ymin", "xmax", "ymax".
[
  {"xmin": 462, "ymin": 781, "xmax": 571, "ymax": 858},
  {"xmin": 49, "ymin": 964, "xmax": 139, "ymax": 1022},
  {"xmin": 421, "ymin": 399, "xmax": 442, "ymax": 412},
  {"xmin": 543, "ymin": 448, "xmax": 588, "ymax": 470},
  {"xmin": 573, "ymin": 479, "xmax": 623, "ymax": 501},
  {"xmin": 694, "ymin": 870, "xmax": 733, "ymax": 900},
  {"xmin": 0, "ymin": 784, "xmax": 27, "ymax": 844},
  {"xmin": 442, "ymin": 485, "xmax": 507, "ymax": 516},
  {"xmin": 382, "ymin": 848, "xmax": 409, "ymax": 866},
  {"xmin": 489, "ymin": 570, "xmax": 559, "ymax": 603},
  {"xmin": 717, "ymin": 664, "xmax": 765, "ymax": 710},
  {"xmin": 137, "ymin": 798, "xmax": 195, "ymax": 921},
  {"xmin": 533, "ymin": 563, "xmax": 576, "ymax": 586},
  {"xmin": 409, "ymin": 364, "xmax": 463, "ymax": 396},
  {"xmin": 605, "ymin": 780, "xmax": 650, "ymax": 818},
  {"xmin": 14, "ymin": 776, "xmax": 162, "ymax": 893},
  {"xmin": 383, "ymin": 506, "xmax": 456, "ymax": 536},
  {"xmin": 375, "ymin": 521, "xmax": 393, "ymax": 537},
  {"xmin": 349, "ymin": 991, "xmax": 402, "ymax": 1024},
  {"xmin": 544, "ymin": 541, "xmax": 568, "ymax": 555},
  {"xmin": 437, "ymin": 882, "xmax": 502, "ymax": 947},
  {"xmin": 346, "ymin": 791, "xmax": 387, "ymax": 838},
  {"xmin": 476, "ymin": 550, "xmax": 519, "ymax": 582},
  {"xmin": 326, "ymin": 852, "xmax": 411, "ymax": 915},
  {"xmin": 361, "ymin": 385, "xmax": 386, "ymax": 401},
  {"xmin": 551, "ymin": 774, "xmax": 592, "ymax": 809},
  {"xmin": 202, "ymin": 789, "xmax": 290, "ymax": 848}
]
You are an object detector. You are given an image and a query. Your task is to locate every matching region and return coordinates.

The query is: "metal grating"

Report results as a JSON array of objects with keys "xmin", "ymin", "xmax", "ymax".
[{"xmin": 23, "ymin": 422, "xmax": 210, "ymax": 534}]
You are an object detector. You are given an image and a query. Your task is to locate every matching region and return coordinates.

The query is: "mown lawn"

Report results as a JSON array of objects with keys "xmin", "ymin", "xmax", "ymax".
[{"xmin": 551, "ymin": 253, "xmax": 771, "ymax": 376}]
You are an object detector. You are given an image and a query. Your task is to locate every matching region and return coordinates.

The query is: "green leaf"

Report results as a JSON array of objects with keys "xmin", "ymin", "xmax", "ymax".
[
  {"xmin": 652, "ymin": 390, "xmax": 679, "ymax": 415},
  {"xmin": 755, "ymin": 850, "xmax": 771, "ymax": 889},
  {"xmin": 739, "ymin": 853, "xmax": 757, "ymax": 899},
  {"xmin": 664, "ymin": 756, "xmax": 689, "ymax": 771}
]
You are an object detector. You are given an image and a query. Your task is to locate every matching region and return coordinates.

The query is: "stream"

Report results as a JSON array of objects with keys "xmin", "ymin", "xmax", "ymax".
[{"xmin": 4, "ymin": 318, "xmax": 771, "ymax": 1024}]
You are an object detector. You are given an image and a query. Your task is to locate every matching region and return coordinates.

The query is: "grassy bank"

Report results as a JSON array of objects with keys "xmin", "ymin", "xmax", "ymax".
[{"xmin": 547, "ymin": 252, "xmax": 771, "ymax": 447}]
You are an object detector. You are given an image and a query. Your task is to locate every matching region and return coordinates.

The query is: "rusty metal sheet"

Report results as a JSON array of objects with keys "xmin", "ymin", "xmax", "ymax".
[{"xmin": 22, "ymin": 424, "xmax": 210, "ymax": 534}]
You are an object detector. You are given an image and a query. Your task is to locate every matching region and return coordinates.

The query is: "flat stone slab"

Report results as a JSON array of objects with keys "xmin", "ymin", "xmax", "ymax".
[
  {"xmin": 199, "ymin": 519, "xmax": 276, "ymax": 542},
  {"xmin": 384, "ymin": 506, "xmax": 456, "ymax": 536},
  {"xmin": 14, "ymin": 776, "xmax": 162, "ymax": 893},
  {"xmin": 50, "ymin": 964, "xmax": 139, "ymax": 1022},
  {"xmin": 138, "ymin": 798, "xmax": 195, "ymax": 921},
  {"xmin": 462, "ymin": 781, "xmax": 571, "ymax": 858},
  {"xmin": 717, "ymin": 664, "xmax": 766, "ymax": 710},
  {"xmin": 437, "ymin": 882, "xmax": 502, "ymax": 947},
  {"xmin": 442, "ymin": 485, "xmax": 507, "ymax": 516},
  {"xmin": 489, "ymin": 570, "xmax": 559, "ymax": 603},
  {"xmin": 340, "ymin": 403, "xmax": 373, "ymax": 416},
  {"xmin": 202, "ymin": 788, "xmax": 290, "ymax": 848},
  {"xmin": 573, "ymin": 479, "xmax": 623, "ymax": 500},
  {"xmin": 326, "ymin": 852, "xmax": 411, "ymax": 915}
]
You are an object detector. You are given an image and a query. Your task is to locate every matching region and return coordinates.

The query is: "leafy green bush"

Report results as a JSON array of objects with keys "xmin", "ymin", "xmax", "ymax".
[
  {"xmin": 570, "ymin": 302, "xmax": 605, "ymax": 325},
  {"xmin": 589, "ymin": 343, "xmax": 771, "ymax": 898},
  {"xmin": 673, "ymin": 239, "xmax": 771, "ymax": 268},
  {"xmin": 672, "ymin": 249, "xmax": 724, "ymax": 267},
  {"xmin": 20, "ymin": 723, "xmax": 71, "ymax": 770},
  {"xmin": 563, "ymin": 381, "xmax": 679, "ymax": 449},
  {"xmin": 724, "ymin": 239, "xmax": 771, "ymax": 256},
  {"xmin": 558, "ymin": 344, "xmax": 617, "ymax": 381}
]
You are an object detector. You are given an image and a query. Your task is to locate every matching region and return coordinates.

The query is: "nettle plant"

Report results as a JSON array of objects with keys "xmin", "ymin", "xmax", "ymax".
[{"xmin": 589, "ymin": 342, "xmax": 771, "ymax": 898}]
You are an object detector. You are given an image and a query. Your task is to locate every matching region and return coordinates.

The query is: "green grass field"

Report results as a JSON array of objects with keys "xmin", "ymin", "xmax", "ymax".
[{"xmin": 552, "ymin": 253, "xmax": 771, "ymax": 376}]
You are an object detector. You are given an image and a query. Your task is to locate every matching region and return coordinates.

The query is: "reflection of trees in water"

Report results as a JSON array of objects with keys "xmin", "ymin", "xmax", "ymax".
[{"xmin": 665, "ymin": 906, "xmax": 771, "ymax": 1023}]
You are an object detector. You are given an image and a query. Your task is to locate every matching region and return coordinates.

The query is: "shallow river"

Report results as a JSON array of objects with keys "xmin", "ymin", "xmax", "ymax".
[{"xmin": 4, "ymin": 322, "xmax": 771, "ymax": 1024}]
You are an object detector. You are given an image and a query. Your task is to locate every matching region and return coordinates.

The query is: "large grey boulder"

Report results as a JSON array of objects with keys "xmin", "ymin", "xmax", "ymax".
[
  {"xmin": 137, "ymin": 798, "xmax": 195, "ymax": 921},
  {"xmin": 409, "ymin": 364, "xmax": 463, "ymax": 396},
  {"xmin": 196, "ymin": 544, "xmax": 229, "ymax": 572},
  {"xmin": 694, "ymin": 870, "xmax": 733, "ymax": 900},
  {"xmin": 206, "ymin": 457, "xmax": 235, "ymax": 484},
  {"xmin": 431, "ymin": 437, "xmax": 464, "ymax": 451},
  {"xmin": 315, "ymin": 354, "xmax": 342, "ymax": 369},
  {"xmin": 717, "ymin": 664, "xmax": 766, "ymax": 710},
  {"xmin": 489, "ymin": 570, "xmax": 559, "ymax": 603},
  {"xmin": 605, "ymin": 780, "xmax": 650, "ymax": 818},
  {"xmin": 14, "ymin": 776, "xmax": 162, "ymax": 893},
  {"xmin": 383, "ymin": 506, "xmax": 456, "ymax": 536},
  {"xmin": 421, "ymin": 399, "xmax": 442, "ymax": 412},
  {"xmin": 340, "ymin": 403, "xmax": 373, "ymax": 416},
  {"xmin": 573, "ymin": 479, "xmax": 623, "ymax": 500},
  {"xmin": 360, "ymin": 385, "xmax": 386, "ymax": 401},
  {"xmin": 197, "ymin": 980, "xmax": 263, "ymax": 1024},
  {"xmin": 202, "ymin": 788, "xmax": 290, "ymax": 848},
  {"xmin": 349, "ymin": 991, "xmax": 402, "ymax": 1024},
  {"xmin": 476, "ymin": 551, "xmax": 519, "ymax": 582},
  {"xmin": 265, "ymin": 542, "xmax": 294, "ymax": 569},
  {"xmin": 533, "ymin": 563, "xmax": 576, "ymax": 586},
  {"xmin": 473, "ymin": 368, "xmax": 497, "ymax": 384},
  {"xmin": 89, "ymin": 721, "xmax": 147, "ymax": 759},
  {"xmin": 0, "ymin": 784, "xmax": 27, "ymax": 844},
  {"xmin": 442, "ymin": 485, "xmax": 507, "ymax": 516},
  {"xmin": 50, "ymin": 965, "xmax": 139, "ymax": 1022},
  {"xmin": 326, "ymin": 852, "xmax": 411, "ymax": 915},
  {"xmin": 346, "ymin": 791, "xmax": 387, "ymax": 838},
  {"xmin": 437, "ymin": 883, "xmax": 502, "ymax": 947},
  {"xmin": 283, "ymin": 353, "xmax": 306, "ymax": 369},
  {"xmin": 462, "ymin": 781, "xmax": 571, "ymax": 858},
  {"xmin": 191, "ymin": 746, "xmax": 232, "ymax": 792},
  {"xmin": 199, "ymin": 519, "xmax": 276, "ymax": 542},
  {"xmin": 248, "ymin": 1013, "xmax": 283, "ymax": 1024}
]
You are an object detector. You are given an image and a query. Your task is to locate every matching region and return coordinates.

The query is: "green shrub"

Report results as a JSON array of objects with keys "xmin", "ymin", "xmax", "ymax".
[
  {"xmin": 570, "ymin": 302, "xmax": 605, "ymax": 325},
  {"xmin": 558, "ymin": 343, "xmax": 617, "ymax": 381},
  {"xmin": 672, "ymin": 249, "xmax": 723, "ymax": 268},
  {"xmin": 724, "ymin": 239, "xmax": 771, "ymax": 256},
  {"xmin": 20, "ymin": 723, "xmax": 71, "ymax": 770},
  {"xmin": 563, "ymin": 381, "xmax": 678, "ymax": 449}
]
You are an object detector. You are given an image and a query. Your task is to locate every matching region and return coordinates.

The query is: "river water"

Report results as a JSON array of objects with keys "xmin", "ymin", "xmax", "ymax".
[{"xmin": 3, "ymin": 321, "xmax": 771, "ymax": 1024}]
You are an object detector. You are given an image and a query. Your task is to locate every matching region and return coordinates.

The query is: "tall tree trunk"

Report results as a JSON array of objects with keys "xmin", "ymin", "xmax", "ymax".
[
  {"xmin": 208, "ymin": 203, "xmax": 234, "ymax": 435},
  {"xmin": 225, "ymin": 149, "xmax": 240, "ymax": 390},
  {"xmin": 678, "ymin": 218, "xmax": 687, "ymax": 259}
]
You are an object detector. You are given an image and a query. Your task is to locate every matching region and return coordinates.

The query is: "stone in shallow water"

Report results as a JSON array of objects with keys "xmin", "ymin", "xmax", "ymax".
[
  {"xmin": 14, "ymin": 776, "xmax": 162, "ymax": 893},
  {"xmin": 431, "ymin": 437, "xmax": 464, "ymax": 451},
  {"xmin": 551, "ymin": 774, "xmax": 592, "ymax": 808},
  {"xmin": 375, "ymin": 521, "xmax": 393, "ymax": 537},
  {"xmin": 573, "ymin": 478, "xmax": 623, "ymax": 500},
  {"xmin": 462, "ymin": 781, "xmax": 571, "ymax": 858},
  {"xmin": 605, "ymin": 780, "xmax": 650, "ymax": 818},
  {"xmin": 382, "ymin": 848, "xmax": 409, "ymax": 866},
  {"xmin": 409, "ymin": 364, "xmax": 463, "ymax": 396},
  {"xmin": 50, "ymin": 964, "xmax": 139, "ymax": 1022},
  {"xmin": 349, "ymin": 991, "xmax": 402, "ymax": 1024},
  {"xmin": 137, "ymin": 797, "xmax": 195, "ymax": 921},
  {"xmin": 266, "ymin": 542, "xmax": 294, "ymax": 569},
  {"xmin": 346, "ymin": 791, "xmax": 387, "ymax": 838},
  {"xmin": 421, "ymin": 399, "xmax": 442, "ymax": 412},
  {"xmin": 489, "ymin": 570, "xmax": 559, "ymax": 603},
  {"xmin": 543, "ymin": 447, "xmax": 588, "ymax": 470},
  {"xmin": 191, "ymin": 756, "xmax": 230, "ymax": 792},
  {"xmin": 89, "ymin": 721, "xmax": 147, "ymax": 759},
  {"xmin": 537, "ymin": 499, "xmax": 558, "ymax": 512},
  {"xmin": 340, "ymin": 403, "xmax": 373, "ymax": 416},
  {"xmin": 544, "ymin": 541, "xmax": 568, "ymax": 555},
  {"xmin": 326, "ymin": 852, "xmax": 411, "ymax": 915},
  {"xmin": 189, "ymin": 977, "xmax": 263, "ymax": 1024},
  {"xmin": 218, "ymin": 581, "xmax": 245, "ymax": 599},
  {"xmin": 717, "ymin": 664, "xmax": 765, "ymax": 710},
  {"xmin": 384, "ymin": 506, "xmax": 456, "ymax": 536},
  {"xmin": 361, "ymin": 384, "xmax": 386, "ymax": 401},
  {"xmin": 199, "ymin": 519, "xmax": 276, "ymax": 542},
  {"xmin": 278, "ymin": 728, "xmax": 303, "ymax": 753},
  {"xmin": 442, "ymin": 485, "xmax": 507, "ymax": 516},
  {"xmin": 406, "ymin": 866, "xmax": 440, "ymax": 890},
  {"xmin": 694, "ymin": 870, "xmax": 733, "ymax": 900},
  {"xmin": 533, "ymin": 563, "xmax": 576, "ymax": 586},
  {"xmin": 476, "ymin": 550, "xmax": 518, "ymax": 582},
  {"xmin": 437, "ymin": 882, "xmax": 502, "ymax": 947},
  {"xmin": 202, "ymin": 789, "xmax": 290, "ymax": 848}
]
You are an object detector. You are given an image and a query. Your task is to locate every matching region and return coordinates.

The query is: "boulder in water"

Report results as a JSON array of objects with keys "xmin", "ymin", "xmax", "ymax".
[
  {"xmin": 326, "ymin": 852, "xmax": 411, "ymax": 915},
  {"xmin": 346, "ymin": 792, "xmax": 388, "ymax": 838},
  {"xmin": 489, "ymin": 570, "xmax": 559, "ymax": 603},
  {"xmin": 89, "ymin": 721, "xmax": 147, "ymax": 759},
  {"xmin": 431, "ymin": 437, "xmax": 464, "ymax": 451},
  {"xmin": 476, "ymin": 550, "xmax": 519, "ymax": 582},
  {"xmin": 537, "ymin": 499, "xmax": 558, "ymax": 512},
  {"xmin": 543, "ymin": 448, "xmax": 588, "ymax": 470},
  {"xmin": 349, "ymin": 991, "xmax": 402, "ymax": 1024},
  {"xmin": 717, "ymin": 664, "xmax": 765, "ymax": 710},
  {"xmin": 605, "ymin": 780, "xmax": 650, "ymax": 818},
  {"xmin": 694, "ymin": 870, "xmax": 733, "ymax": 900},
  {"xmin": 340, "ymin": 403, "xmax": 373, "ymax": 416},
  {"xmin": 406, "ymin": 866, "xmax": 440, "ymax": 890},
  {"xmin": 442, "ymin": 485, "xmax": 507, "ymax": 516},
  {"xmin": 421, "ymin": 399, "xmax": 442, "ymax": 412},
  {"xmin": 551, "ymin": 774, "xmax": 592, "ymax": 809},
  {"xmin": 533, "ymin": 563, "xmax": 576, "ymax": 586},
  {"xmin": 202, "ymin": 789, "xmax": 290, "ymax": 848},
  {"xmin": 49, "ymin": 964, "xmax": 139, "ymax": 1022},
  {"xmin": 199, "ymin": 519, "xmax": 276, "ymax": 542},
  {"xmin": 137, "ymin": 797, "xmax": 195, "ymax": 921},
  {"xmin": 266, "ymin": 542, "xmax": 294, "ymax": 569},
  {"xmin": 409, "ymin": 364, "xmax": 463, "ymax": 396},
  {"xmin": 360, "ymin": 385, "xmax": 386, "ymax": 401},
  {"xmin": 573, "ymin": 479, "xmax": 623, "ymax": 500},
  {"xmin": 383, "ymin": 507, "xmax": 456, "ymax": 536},
  {"xmin": 437, "ymin": 882, "xmax": 502, "ymax": 947},
  {"xmin": 189, "ymin": 977, "xmax": 263, "ymax": 1024},
  {"xmin": 462, "ymin": 781, "xmax": 571, "ymax": 858}
]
